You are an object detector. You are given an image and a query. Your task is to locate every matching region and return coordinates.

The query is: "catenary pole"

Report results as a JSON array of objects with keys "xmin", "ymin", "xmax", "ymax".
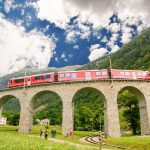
[{"xmin": 24, "ymin": 67, "xmax": 26, "ymax": 88}]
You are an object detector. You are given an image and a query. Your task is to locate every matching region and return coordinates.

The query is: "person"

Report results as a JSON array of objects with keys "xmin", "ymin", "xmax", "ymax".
[
  {"xmin": 51, "ymin": 129, "xmax": 56, "ymax": 138},
  {"xmin": 45, "ymin": 128, "xmax": 48, "ymax": 139},
  {"xmin": 69, "ymin": 129, "xmax": 73, "ymax": 138},
  {"xmin": 40, "ymin": 128, "xmax": 43, "ymax": 138}
]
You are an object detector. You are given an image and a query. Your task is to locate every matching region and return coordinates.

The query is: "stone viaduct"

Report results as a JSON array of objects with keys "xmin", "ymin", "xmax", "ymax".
[{"xmin": 0, "ymin": 80, "xmax": 150, "ymax": 137}]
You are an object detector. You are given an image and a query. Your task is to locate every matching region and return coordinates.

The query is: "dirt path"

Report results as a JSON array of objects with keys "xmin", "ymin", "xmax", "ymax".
[{"xmin": 29, "ymin": 135, "xmax": 110, "ymax": 150}]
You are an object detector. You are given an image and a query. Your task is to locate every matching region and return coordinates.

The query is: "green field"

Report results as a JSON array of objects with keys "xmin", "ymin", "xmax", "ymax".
[
  {"xmin": 0, "ymin": 126, "xmax": 150, "ymax": 150},
  {"xmin": 0, "ymin": 126, "xmax": 98, "ymax": 150},
  {"xmin": 105, "ymin": 135, "xmax": 150, "ymax": 150}
]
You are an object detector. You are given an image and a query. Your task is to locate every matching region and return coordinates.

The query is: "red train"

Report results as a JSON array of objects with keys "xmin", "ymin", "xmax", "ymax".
[{"xmin": 8, "ymin": 69, "xmax": 150, "ymax": 88}]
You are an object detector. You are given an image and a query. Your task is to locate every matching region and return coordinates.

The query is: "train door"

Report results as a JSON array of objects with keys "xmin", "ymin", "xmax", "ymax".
[
  {"xmin": 132, "ymin": 72, "xmax": 137, "ymax": 79},
  {"xmin": 28, "ymin": 77, "xmax": 31, "ymax": 86},
  {"xmin": 54, "ymin": 73, "xmax": 58, "ymax": 82},
  {"xmin": 85, "ymin": 72, "xmax": 91, "ymax": 80}
]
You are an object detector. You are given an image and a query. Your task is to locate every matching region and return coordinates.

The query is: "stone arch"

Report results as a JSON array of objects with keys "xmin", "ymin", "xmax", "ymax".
[
  {"xmin": 117, "ymin": 86, "xmax": 149, "ymax": 135},
  {"xmin": 30, "ymin": 90, "xmax": 63, "ymax": 129},
  {"xmin": 0, "ymin": 94, "xmax": 21, "ymax": 126},
  {"xmin": 72, "ymin": 87, "xmax": 107, "ymax": 132}
]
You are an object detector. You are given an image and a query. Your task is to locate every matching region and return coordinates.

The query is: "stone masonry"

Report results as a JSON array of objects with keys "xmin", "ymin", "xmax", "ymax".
[{"xmin": 0, "ymin": 80, "xmax": 150, "ymax": 137}]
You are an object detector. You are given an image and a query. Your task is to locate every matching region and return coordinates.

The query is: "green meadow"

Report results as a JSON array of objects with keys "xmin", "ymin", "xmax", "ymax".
[
  {"xmin": 0, "ymin": 126, "xmax": 98, "ymax": 150},
  {"xmin": 0, "ymin": 126, "xmax": 150, "ymax": 150}
]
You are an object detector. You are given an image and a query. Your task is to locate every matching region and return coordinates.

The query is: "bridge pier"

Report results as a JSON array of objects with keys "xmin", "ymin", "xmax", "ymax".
[
  {"xmin": 140, "ymin": 93, "xmax": 150, "ymax": 135},
  {"xmin": 61, "ymin": 94, "xmax": 73, "ymax": 135},
  {"xmin": 19, "ymin": 95, "xmax": 33, "ymax": 133},
  {"xmin": 104, "ymin": 92, "xmax": 121, "ymax": 137}
]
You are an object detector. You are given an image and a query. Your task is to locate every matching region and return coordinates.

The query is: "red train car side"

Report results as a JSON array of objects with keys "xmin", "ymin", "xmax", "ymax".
[
  {"xmin": 8, "ymin": 69, "xmax": 150, "ymax": 88},
  {"xmin": 8, "ymin": 72, "xmax": 56, "ymax": 88},
  {"xmin": 8, "ymin": 77, "xmax": 26, "ymax": 88},
  {"xmin": 58, "ymin": 69, "xmax": 109, "ymax": 82},
  {"xmin": 111, "ymin": 69, "xmax": 149, "ymax": 80},
  {"xmin": 30, "ymin": 72, "xmax": 56, "ymax": 85}
]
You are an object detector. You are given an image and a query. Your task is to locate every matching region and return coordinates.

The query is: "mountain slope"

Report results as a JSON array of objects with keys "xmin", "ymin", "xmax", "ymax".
[{"xmin": 78, "ymin": 27, "xmax": 150, "ymax": 71}]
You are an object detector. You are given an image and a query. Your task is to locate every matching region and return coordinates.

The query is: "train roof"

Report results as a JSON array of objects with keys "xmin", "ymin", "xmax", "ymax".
[
  {"xmin": 111, "ymin": 69, "xmax": 149, "ymax": 72},
  {"xmin": 58, "ymin": 69, "xmax": 108, "ymax": 73}
]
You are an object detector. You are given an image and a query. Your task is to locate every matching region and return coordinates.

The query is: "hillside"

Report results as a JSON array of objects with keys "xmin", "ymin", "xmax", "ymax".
[{"xmin": 78, "ymin": 27, "xmax": 150, "ymax": 71}]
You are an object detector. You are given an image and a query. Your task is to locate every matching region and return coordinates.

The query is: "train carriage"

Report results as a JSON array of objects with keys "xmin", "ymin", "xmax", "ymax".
[
  {"xmin": 111, "ymin": 69, "xmax": 149, "ymax": 80},
  {"xmin": 30, "ymin": 72, "xmax": 57, "ymax": 85},
  {"xmin": 8, "ymin": 72, "xmax": 56, "ymax": 87},
  {"xmin": 8, "ymin": 77, "xmax": 26, "ymax": 88},
  {"xmin": 58, "ymin": 69, "xmax": 109, "ymax": 82}
]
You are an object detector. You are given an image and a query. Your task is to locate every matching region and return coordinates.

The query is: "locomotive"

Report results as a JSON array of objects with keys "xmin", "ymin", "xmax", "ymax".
[{"xmin": 8, "ymin": 69, "xmax": 150, "ymax": 88}]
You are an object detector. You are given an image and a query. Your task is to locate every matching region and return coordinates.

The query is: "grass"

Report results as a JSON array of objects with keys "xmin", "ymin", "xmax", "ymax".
[
  {"xmin": 32, "ymin": 125, "xmax": 96, "ymax": 143},
  {"xmin": 1, "ymin": 126, "xmax": 150, "ymax": 150},
  {"xmin": 105, "ymin": 135, "xmax": 150, "ymax": 150},
  {"xmin": 0, "ymin": 126, "xmax": 98, "ymax": 150}
]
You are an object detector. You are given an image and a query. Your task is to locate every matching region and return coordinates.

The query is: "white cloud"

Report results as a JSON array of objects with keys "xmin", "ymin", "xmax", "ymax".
[
  {"xmin": 111, "ymin": 33, "xmax": 118, "ymax": 42},
  {"xmin": 0, "ymin": 15, "xmax": 56, "ymax": 77},
  {"xmin": 101, "ymin": 36, "xmax": 108, "ymax": 43},
  {"xmin": 137, "ymin": 24, "xmax": 147, "ymax": 33},
  {"xmin": 35, "ymin": 0, "xmax": 77, "ymax": 29},
  {"xmin": 4, "ymin": 0, "xmax": 23, "ymax": 13},
  {"xmin": 77, "ymin": 23, "xmax": 91, "ymax": 39},
  {"xmin": 61, "ymin": 52, "xmax": 66, "ymax": 59},
  {"xmin": 107, "ymin": 33, "xmax": 119, "ymax": 51},
  {"xmin": 117, "ymin": 0, "xmax": 150, "ymax": 25},
  {"xmin": 73, "ymin": 45, "xmax": 79, "ymax": 49},
  {"xmin": 35, "ymin": 0, "xmax": 150, "ymax": 29},
  {"xmin": 55, "ymin": 57, "xmax": 59, "ymax": 62},
  {"xmin": 89, "ymin": 44, "xmax": 108, "ymax": 61},
  {"xmin": 121, "ymin": 25, "xmax": 132, "ymax": 44},
  {"xmin": 65, "ymin": 29, "xmax": 80, "ymax": 43},
  {"xmin": 108, "ymin": 23, "xmax": 120, "ymax": 33},
  {"xmin": 111, "ymin": 45, "xmax": 120, "ymax": 53},
  {"xmin": 65, "ymin": 22, "xmax": 91, "ymax": 43},
  {"xmin": 34, "ymin": 0, "xmax": 149, "ymax": 46},
  {"xmin": 68, "ymin": 54, "xmax": 73, "ymax": 58},
  {"xmin": 4, "ymin": 0, "xmax": 14, "ymax": 13}
]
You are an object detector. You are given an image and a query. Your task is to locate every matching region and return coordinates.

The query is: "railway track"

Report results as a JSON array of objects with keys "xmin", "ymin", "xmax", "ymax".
[{"xmin": 85, "ymin": 135, "xmax": 129, "ymax": 150}]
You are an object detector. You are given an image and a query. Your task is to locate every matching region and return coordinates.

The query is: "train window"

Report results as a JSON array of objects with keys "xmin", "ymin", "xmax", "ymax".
[
  {"xmin": 102, "ymin": 71, "xmax": 107, "ymax": 75},
  {"xmin": 60, "ymin": 74, "xmax": 65, "ymax": 78},
  {"xmin": 142, "ymin": 72, "xmax": 146, "ymax": 76},
  {"xmin": 35, "ymin": 76, "xmax": 44, "ymax": 80},
  {"xmin": 96, "ymin": 72, "xmax": 101, "ymax": 76},
  {"xmin": 35, "ymin": 76, "xmax": 39, "ymax": 80},
  {"xmin": 45, "ymin": 74, "xmax": 51, "ymax": 79},
  {"xmin": 120, "ymin": 72, "xmax": 125, "ymax": 76},
  {"xmin": 125, "ymin": 72, "xmax": 129, "ymax": 76},
  {"xmin": 71, "ymin": 73, "xmax": 77, "ymax": 78},
  {"xmin": 15, "ymin": 79, "xmax": 24, "ymax": 83},
  {"xmin": 65, "ymin": 73, "xmax": 71, "ymax": 77},
  {"xmin": 137, "ymin": 72, "xmax": 142, "ymax": 76}
]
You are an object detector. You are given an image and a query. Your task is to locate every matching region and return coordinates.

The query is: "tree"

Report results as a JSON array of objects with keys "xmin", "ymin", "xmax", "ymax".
[{"xmin": 118, "ymin": 90, "xmax": 140, "ymax": 135}]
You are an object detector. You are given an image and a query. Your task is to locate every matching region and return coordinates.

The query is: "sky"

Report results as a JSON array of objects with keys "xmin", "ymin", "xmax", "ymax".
[{"xmin": 0, "ymin": 0, "xmax": 150, "ymax": 77}]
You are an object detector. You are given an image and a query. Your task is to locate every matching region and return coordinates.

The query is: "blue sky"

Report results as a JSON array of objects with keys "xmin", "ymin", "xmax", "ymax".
[{"xmin": 0, "ymin": 0, "xmax": 149, "ymax": 76}]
